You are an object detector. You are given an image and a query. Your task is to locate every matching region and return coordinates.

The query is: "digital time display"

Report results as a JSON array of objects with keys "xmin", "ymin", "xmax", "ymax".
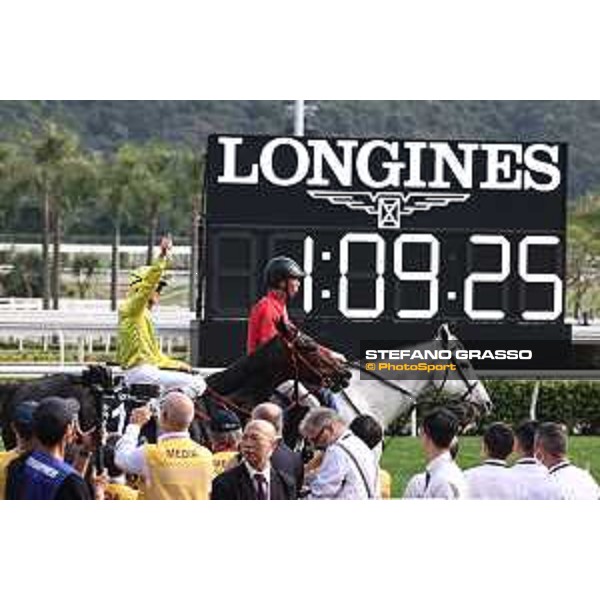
[{"xmin": 196, "ymin": 135, "xmax": 568, "ymax": 366}]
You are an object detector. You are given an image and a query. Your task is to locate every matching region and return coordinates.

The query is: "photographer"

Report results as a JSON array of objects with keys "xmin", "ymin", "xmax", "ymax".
[
  {"xmin": 115, "ymin": 390, "xmax": 213, "ymax": 500},
  {"xmin": 5, "ymin": 397, "xmax": 106, "ymax": 500}
]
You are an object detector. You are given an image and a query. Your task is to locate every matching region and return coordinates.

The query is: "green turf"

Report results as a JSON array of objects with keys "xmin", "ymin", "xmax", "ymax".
[{"xmin": 381, "ymin": 436, "xmax": 600, "ymax": 498}]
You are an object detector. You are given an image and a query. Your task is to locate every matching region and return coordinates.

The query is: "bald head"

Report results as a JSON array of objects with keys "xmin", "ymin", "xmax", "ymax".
[
  {"xmin": 251, "ymin": 402, "xmax": 283, "ymax": 436},
  {"xmin": 241, "ymin": 419, "xmax": 278, "ymax": 470},
  {"xmin": 160, "ymin": 391, "xmax": 195, "ymax": 432},
  {"xmin": 244, "ymin": 419, "xmax": 277, "ymax": 441}
]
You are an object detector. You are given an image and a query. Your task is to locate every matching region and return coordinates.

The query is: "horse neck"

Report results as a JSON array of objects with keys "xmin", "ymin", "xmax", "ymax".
[
  {"xmin": 205, "ymin": 337, "xmax": 291, "ymax": 404},
  {"xmin": 377, "ymin": 378, "xmax": 432, "ymax": 428},
  {"xmin": 345, "ymin": 369, "xmax": 435, "ymax": 429},
  {"xmin": 372, "ymin": 338, "xmax": 447, "ymax": 426}
]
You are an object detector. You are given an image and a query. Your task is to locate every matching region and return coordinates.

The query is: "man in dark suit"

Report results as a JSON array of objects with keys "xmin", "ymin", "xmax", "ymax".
[
  {"xmin": 251, "ymin": 402, "xmax": 304, "ymax": 492},
  {"xmin": 211, "ymin": 419, "xmax": 297, "ymax": 500}
]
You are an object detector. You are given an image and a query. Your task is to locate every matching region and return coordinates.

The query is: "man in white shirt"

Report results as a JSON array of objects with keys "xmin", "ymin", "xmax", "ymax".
[
  {"xmin": 403, "ymin": 472, "xmax": 427, "ymax": 499},
  {"xmin": 465, "ymin": 422, "xmax": 521, "ymax": 499},
  {"xmin": 420, "ymin": 409, "xmax": 468, "ymax": 499},
  {"xmin": 300, "ymin": 408, "xmax": 380, "ymax": 499},
  {"xmin": 404, "ymin": 438, "xmax": 460, "ymax": 499},
  {"xmin": 535, "ymin": 422, "xmax": 599, "ymax": 500},
  {"xmin": 511, "ymin": 420, "xmax": 563, "ymax": 500}
]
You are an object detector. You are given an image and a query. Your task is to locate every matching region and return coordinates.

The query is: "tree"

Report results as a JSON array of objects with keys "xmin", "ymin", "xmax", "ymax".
[
  {"xmin": 72, "ymin": 254, "xmax": 100, "ymax": 298},
  {"xmin": 567, "ymin": 197, "xmax": 600, "ymax": 319},
  {"xmin": 125, "ymin": 142, "xmax": 177, "ymax": 264},
  {"xmin": 8, "ymin": 122, "xmax": 85, "ymax": 308},
  {"xmin": 0, "ymin": 252, "xmax": 43, "ymax": 297},
  {"xmin": 0, "ymin": 141, "xmax": 25, "ymax": 233},
  {"xmin": 98, "ymin": 146, "xmax": 139, "ymax": 310},
  {"xmin": 48, "ymin": 151, "xmax": 98, "ymax": 308},
  {"xmin": 172, "ymin": 148, "xmax": 205, "ymax": 311}
]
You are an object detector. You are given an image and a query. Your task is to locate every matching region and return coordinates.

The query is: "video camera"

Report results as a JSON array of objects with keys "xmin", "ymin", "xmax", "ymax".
[{"xmin": 80, "ymin": 364, "xmax": 162, "ymax": 415}]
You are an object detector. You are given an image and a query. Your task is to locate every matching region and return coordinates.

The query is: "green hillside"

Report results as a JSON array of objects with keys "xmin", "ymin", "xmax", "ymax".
[{"xmin": 1, "ymin": 100, "xmax": 600, "ymax": 198}]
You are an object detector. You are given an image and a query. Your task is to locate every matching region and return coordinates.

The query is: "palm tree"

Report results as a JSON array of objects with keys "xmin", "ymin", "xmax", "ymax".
[
  {"xmin": 126, "ymin": 142, "xmax": 177, "ymax": 264},
  {"xmin": 10, "ymin": 122, "xmax": 82, "ymax": 308},
  {"xmin": 99, "ymin": 146, "xmax": 138, "ymax": 310},
  {"xmin": 172, "ymin": 148, "xmax": 205, "ymax": 311},
  {"xmin": 50, "ymin": 152, "xmax": 98, "ymax": 308}
]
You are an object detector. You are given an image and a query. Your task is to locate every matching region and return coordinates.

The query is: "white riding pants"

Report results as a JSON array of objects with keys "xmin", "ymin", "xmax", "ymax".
[{"xmin": 123, "ymin": 364, "xmax": 207, "ymax": 397}]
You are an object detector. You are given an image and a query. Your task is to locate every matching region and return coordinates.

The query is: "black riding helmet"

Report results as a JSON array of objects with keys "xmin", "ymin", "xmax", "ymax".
[{"xmin": 264, "ymin": 256, "xmax": 305, "ymax": 289}]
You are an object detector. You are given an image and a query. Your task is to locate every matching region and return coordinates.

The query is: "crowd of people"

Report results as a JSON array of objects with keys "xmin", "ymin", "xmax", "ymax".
[
  {"xmin": 1, "ymin": 238, "xmax": 598, "ymax": 500},
  {"xmin": 1, "ymin": 394, "xmax": 598, "ymax": 500},
  {"xmin": 402, "ymin": 408, "xmax": 599, "ymax": 500}
]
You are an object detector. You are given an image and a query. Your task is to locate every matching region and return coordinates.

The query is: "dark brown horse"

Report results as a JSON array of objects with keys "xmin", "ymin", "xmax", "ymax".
[{"xmin": 0, "ymin": 321, "xmax": 350, "ymax": 451}]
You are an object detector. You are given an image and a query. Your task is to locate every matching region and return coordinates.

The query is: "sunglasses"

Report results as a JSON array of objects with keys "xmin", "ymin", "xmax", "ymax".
[{"xmin": 307, "ymin": 424, "xmax": 330, "ymax": 446}]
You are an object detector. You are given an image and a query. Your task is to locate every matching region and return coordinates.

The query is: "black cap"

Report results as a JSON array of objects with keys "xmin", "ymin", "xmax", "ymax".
[
  {"xmin": 12, "ymin": 400, "xmax": 39, "ymax": 427},
  {"xmin": 11, "ymin": 400, "xmax": 39, "ymax": 439},
  {"xmin": 210, "ymin": 409, "xmax": 242, "ymax": 433}
]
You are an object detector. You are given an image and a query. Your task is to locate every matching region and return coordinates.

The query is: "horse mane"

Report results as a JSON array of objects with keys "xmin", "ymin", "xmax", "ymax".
[{"xmin": 11, "ymin": 374, "xmax": 97, "ymax": 431}]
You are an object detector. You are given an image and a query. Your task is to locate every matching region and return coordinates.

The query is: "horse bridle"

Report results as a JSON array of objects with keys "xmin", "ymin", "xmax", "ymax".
[{"xmin": 430, "ymin": 337, "xmax": 480, "ymax": 407}]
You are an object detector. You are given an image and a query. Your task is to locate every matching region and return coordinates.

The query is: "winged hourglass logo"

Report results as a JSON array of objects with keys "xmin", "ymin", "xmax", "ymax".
[{"xmin": 307, "ymin": 191, "xmax": 471, "ymax": 229}]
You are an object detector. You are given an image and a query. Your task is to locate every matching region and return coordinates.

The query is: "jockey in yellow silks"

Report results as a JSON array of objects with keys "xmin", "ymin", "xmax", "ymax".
[{"xmin": 116, "ymin": 236, "xmax": 206, "ymax": 396}]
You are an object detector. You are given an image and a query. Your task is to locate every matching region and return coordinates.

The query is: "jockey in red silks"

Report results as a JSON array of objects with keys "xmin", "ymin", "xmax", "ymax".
[
  {"xmin": 247, "ymin": 256, "xmax": 345, "ymax": 363},
  {"xmin": 247, "ymin": 256, "xmax": 346, "ymax": 409}
]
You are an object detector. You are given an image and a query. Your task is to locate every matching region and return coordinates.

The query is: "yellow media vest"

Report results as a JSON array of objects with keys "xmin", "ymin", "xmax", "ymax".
[
  {"xmin": 104, "ymin": 482, "xmax": 139, "ymax": 500},
  {"xmin": 140, "ymin": 437, "xmax": 213, "ymax": 500},
  {"xmin": 116, "ymin": 257, "xmax": 188, "ymax": 371},
  {"xmin": 212, "ymin": 451, "xmax": 238, "ymax": 477},
  {"xmin": 0, "ymin": 449, "xmax": 20, "ymax": 500}
]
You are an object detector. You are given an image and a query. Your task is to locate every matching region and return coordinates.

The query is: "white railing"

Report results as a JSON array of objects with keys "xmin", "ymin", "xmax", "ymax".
[
  {"xmin": 0, "ymin": 308, "xmax": 194, "ymax": 365},
  {"xmin": 0, "ymin": 364, "xmax": 222, "ymax": 379}
]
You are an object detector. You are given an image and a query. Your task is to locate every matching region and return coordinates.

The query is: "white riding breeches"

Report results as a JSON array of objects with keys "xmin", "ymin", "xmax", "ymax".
[{"xmin": 123, "ymin": 364, "xmax": 207, "ymax": 397}]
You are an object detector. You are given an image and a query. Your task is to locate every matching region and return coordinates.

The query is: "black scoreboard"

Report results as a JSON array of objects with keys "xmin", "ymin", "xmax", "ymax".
[{"xmin": 194, "ymin": 135, "xmax": 569, "ymax": 367}]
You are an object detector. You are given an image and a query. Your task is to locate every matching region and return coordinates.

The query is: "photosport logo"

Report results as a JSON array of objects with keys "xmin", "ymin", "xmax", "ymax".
[{"xmin": 359, "ymin": 340, "xmax": 578, "ymax": 380}]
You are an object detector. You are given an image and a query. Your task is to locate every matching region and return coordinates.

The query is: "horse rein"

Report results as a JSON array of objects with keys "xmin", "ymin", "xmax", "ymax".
[{"xmin": 431, "ymin": 338, "xmax": 480, "ymax": 407}]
